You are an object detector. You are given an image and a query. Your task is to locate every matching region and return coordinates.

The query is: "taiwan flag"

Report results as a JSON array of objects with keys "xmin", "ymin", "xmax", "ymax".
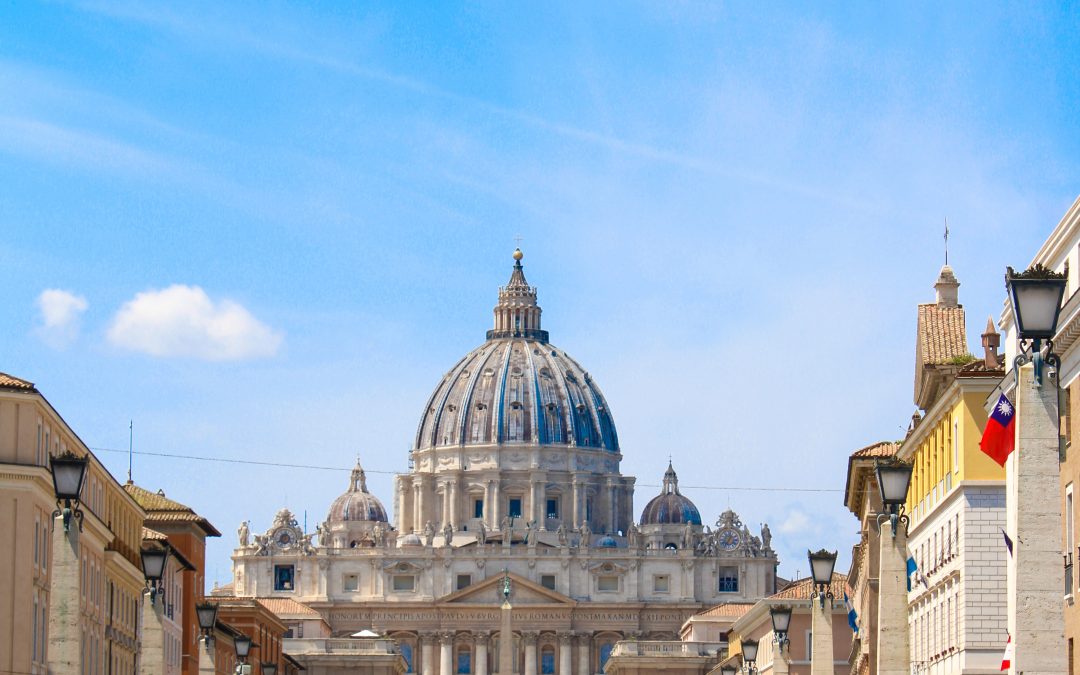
[{"xmin": 980, "ymin": 393, "xmax": 1016, "ymax": 467}]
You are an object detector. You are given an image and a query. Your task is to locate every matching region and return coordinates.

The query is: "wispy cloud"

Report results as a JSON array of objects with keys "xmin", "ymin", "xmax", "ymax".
[
  {"xmin": 35, "ymin": 289, "xmax": 88, "ymax": 349},
  {"xmin": 0, "ymin": 115, "xmax": 179, "ymax": 174},
  {"xmin": 107, "ymin": 285, "xmax": 282, "ymax": 361}
]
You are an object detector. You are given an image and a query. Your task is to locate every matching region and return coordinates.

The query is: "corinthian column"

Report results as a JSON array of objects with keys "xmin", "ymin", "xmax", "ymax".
[
  {"xmin": 557, "ymin": 633, "xmax": 573, "ymax": 675},
  {"xmin": 440, "ymin": 633, "xmax": 454, "ymax": 675},
  {"xmin": 475, "ymin": 632, "xmax": 489, "ymax": 675},
  {"xmin": 523, "ymin": 632, "xmax": 538, "ymax": 675},
  {"xmin": 577, "ymin": 635, "xmax": 591, "ymax": 675}
]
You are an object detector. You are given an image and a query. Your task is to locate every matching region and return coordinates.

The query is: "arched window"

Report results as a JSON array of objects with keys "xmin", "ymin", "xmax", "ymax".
[
  {"xmin": 541, "ymin": 646, "xmax": 555, "ymax": 674},
  {"xmin": 664, "ymin": 542, "xmax": 677, "ymax": 550}
]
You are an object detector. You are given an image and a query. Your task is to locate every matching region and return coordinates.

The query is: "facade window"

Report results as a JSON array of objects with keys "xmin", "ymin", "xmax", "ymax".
[
  {"xmin": 541, "ymin": 647, "xmax": 555, "ymax": 674},
  {"xmin": 599, "ymin": 643, "xmax": 613, "ymax": 672},
  {"xmin": 546, "ymin": 498, "xmax": 559, "ymax": 519},
  {"xmin": 457, "ymin": 647, "xmax": 471, "ymax": 673},
  {"xmin": 343, "ymin": 574, "xmax": 360, "ymax": 592},
  {"xmin": 719, "ymin": 567, "xmax": 739, "ymax": 593},
  {"xmin": 393, "ymin": 575, "xmax": 416, "ymax": 592},
  {"xmin": 274, "ymin": 565, "xmax": 295, "ymax": 591},
  {"xmin": 540, "ymin": 574, "xmax": 556, "ymax": 591},
  {"xmin": 509, "ymin": 498, "xmax": 522, "ymax": 518},
  {"xmin": 597, "ymin": 575, "xmax": 618, "ymax": 592},
  {"xmin": 653, "ymin": 575, "xmax": 670, "ymax": 593},
  {"xmin": 402, "ymin": 644, "xmax": 414, "ymax": 673},
  {"xmin": 1065, "ymin": 387, "xmax": 1073, "ymax": 449},
  {"xmin": 457, "ymin": 574, "xmax": 472, "ymax": 590},
  {"xmin": 586, "ymin": 498, "xmax": 593, "ymax": 522},
  {"xmin": 474, "ymin": 499, "xmax": 484, "ymax": 519}
]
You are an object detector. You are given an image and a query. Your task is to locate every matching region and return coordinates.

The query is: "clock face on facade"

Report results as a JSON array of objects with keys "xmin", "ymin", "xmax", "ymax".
[
  {"xmin": 718, "ymin": 528, "xmax": 741, "ymax": 550},
  {"xmin": 275, "ymin": 530, "xmax": 292, "ymax": 547}
]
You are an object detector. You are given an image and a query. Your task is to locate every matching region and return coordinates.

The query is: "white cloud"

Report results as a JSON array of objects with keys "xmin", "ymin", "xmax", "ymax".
[
  {"xmin": 107, "ymin": 285, "xmax": 282, "ymax": 360},
  {"xmin": 777, "ymin": 509, "xmax": 811, "ymax": 535},
  {"xmin": 36, "ymin": 289, "xmax": 88, "ymax": 348}
]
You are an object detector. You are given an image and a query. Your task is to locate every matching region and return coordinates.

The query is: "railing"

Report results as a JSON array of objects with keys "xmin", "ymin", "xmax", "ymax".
[
  {"xmin": 609, "ymin": 641, "xmax": 728, "ymax": 659},
  {"xmin": 284, "ymin": 637, "xmax": 400, "ymax": 655}
]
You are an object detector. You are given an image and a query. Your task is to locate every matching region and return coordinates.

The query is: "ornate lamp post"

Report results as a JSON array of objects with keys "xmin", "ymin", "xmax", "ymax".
[
  {"xmin": 49, "ymin": 451, "xmax": 88, "ymax": 532},
  {"xmin": 807, "ymin": 549, "xmax": 836, "ymax": 675},
  {"xmin": 1004, "ymin": 263, "xmax": 1068, "ymax": 674},
  {"xmin": 741, "ymin": 639, "xmax": 759, "ymax": 675},
  {"xmin": 769, "ymin": 604, "xmax": 793, "ymax": 675},
  {"xmin": 233, "ymin": 635, "xmax": 254, "ymax": 674},
  {"xmin": 140, "ymin": 545, "xmax": 171, "ymax": 606},
  {"xmin": 874, "ymin": 459, "xmax": 913, "ymax": 675},
  {"xmin": 195, "ymin": 601, "xmax": 220, "ymax": 674}
]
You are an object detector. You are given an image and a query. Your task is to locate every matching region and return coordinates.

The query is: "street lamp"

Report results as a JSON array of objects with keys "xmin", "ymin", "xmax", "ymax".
[
  {"xmin": 234, "ymin": 635, "xmax": 253, "ymax": 662},
  {"xmin": 261, "ymin": 663, "xmax": 277, "ymax": 675},
  {"xmin": 741, "ymin": 639, "xmax": 759, "ymax": 674},
  {"xmin": 721, "ymin": 666, "xmax": 738, "ymax": 675},
  {"xmin": 807, "ymin": 549, "xmax": 837, "ymax": 608},
  {"xmin": 140, "ymin": 545, "xmax": 171, "ymax": 605},
  {"xmin": 1007, "ymin": 264, "xmax": 1068, "ymax": 386},
  {"xmin": 49, "ymin": 451, "xmax": 88, "ymax": 532},
  {"xmin": 769, "ymin": 605, "xmax": 792, "ymax": 652},
  {"xmin": 875, "ymin": 459, "xmax": 913, "ymax": 538},
  {"xmin": 196, "ymin": 601, "xmax": 219, "ymax": 640}
]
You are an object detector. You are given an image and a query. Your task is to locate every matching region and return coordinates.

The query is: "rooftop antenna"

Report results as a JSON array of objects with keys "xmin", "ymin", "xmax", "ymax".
[
  {"xmin": 944, "ymin": 217, "xmax": 949, "ymax": 265},
  {"xmin": 127, "ymin": 420, "xmax": 133, "ymax": 482}
]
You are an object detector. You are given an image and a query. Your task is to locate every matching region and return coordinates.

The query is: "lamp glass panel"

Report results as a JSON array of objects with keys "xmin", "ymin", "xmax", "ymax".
[
  {"xmin": 234, "ymin": 636, "xmax": 252, "ymax": 658},
  {"xmin": 1012, "ymin": 282, "xmax": 1064, "ymax": 336},
  {"xmin": 140, "ymin": 548, "xmax": 169, "ymax": 581},
  {"xmin": 262, "ymin": 664, "xmax": 277, "ymax": 675},
  {"xmin": 721, "ymin": 667, "xmax": 737, "ymax": 675},
  {"xmin": 876, "ymin": 464, "xmax": 913, "ymax": 506},
  {"xmin": 741, "ymin": 639, "xmax": 759, "ymax": 662},
  {"xmin": 195, "ymin": 603, "xmax": 218, "ymax": 631},
  {"xmin": 50, "ymin": 457, "xmax": 87, "ymax": 500},
  {"xmin": 808, "ymin": 551, "xmax": 836, "ymax": 586},
  {"xmin": 770, "ymin": 607, "xmax": 792, "ymax": 633}
]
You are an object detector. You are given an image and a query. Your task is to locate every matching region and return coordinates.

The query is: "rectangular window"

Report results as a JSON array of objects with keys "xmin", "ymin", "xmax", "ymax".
[
  {"xmin": 653, "ymin": 574, "xmax": 670, "ymax": 593},
  {"xmin": 457, "ymin": 650, "xmax": 472, "ymax": 674},
  {"xmin": 274, "ymin": 565, "xmax": 295, "ymax": 591},
  {"xmin": 343, "ymin": 574, "xmax": 359, "ymax": 592},
  {"xmin": 719, "ymin": 567, "xmax": 739, "ymax": 593},
  {"xmin": 393, "ymin": 575, "xmax": 416, "ymax": 592},
  {"xmin": 1065, "ymin": 387, "xmax": 1073, "ymax": 449},
  {"xmin": 457, "ymin": 574, "xmax": 472, "ymax": 591},
  {"xmin": 474, "ymin": 499, "xmax": 484, "ymax": 519},
  {"xmin": 546, "ymin": 498, "xmax": 559, "ymax": 519},
  {"xmin": 540, "ymin": 574, "xmax": 556, "ymax": 591},
  {"xmin": 597, "ymin": 575, "xmax": 619, "ymax": 592},
  {"xmin": 508, "ymin": 498, "xmax": 522, "ymax": 518}
]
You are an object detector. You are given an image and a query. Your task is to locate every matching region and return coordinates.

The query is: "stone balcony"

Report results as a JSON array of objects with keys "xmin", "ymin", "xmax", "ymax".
[
  {"xmin": 609, "ymin": 641, "xmax": 728, "ymax": 658},
  {"xmin": 285, "ymin": 637, "xmax": 406, "ymax": 674},
  {"xmin": 605, "ymin": 641, "xmax": 728, "ymax": 675}
]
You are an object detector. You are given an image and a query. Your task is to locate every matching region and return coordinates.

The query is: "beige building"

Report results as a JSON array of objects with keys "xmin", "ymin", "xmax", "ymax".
[
  {"xmin": 997, "ymin": 194, "xmax": 1080, "ymax": 669},
  {"xmin": 220, "ymin": 251, "xmax": 782, "ymax": 674},
  {"xmin": 843, "ymin": 441, "xmax": 899, "ymax": 675},
  {"xmin": 0, "ymin": 371, "xmax": 146, "ymax": 675}
]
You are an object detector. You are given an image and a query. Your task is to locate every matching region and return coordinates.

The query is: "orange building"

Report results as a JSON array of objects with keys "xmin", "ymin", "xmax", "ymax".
[{"xmin": 124, "ymin": 482, "xmax": 221, "ymax": 675}]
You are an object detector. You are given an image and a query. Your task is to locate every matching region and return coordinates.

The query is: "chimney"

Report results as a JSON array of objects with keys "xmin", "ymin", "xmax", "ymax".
[
  {"xmin": 934, "ymin": 265, "xmax": 960, "ymax": 307},
  {"xmin": 982, "ymin": 316, "xmax": 1000, "ymax": 369}
]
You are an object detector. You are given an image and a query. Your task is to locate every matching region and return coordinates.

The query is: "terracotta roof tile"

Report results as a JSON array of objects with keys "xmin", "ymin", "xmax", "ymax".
[
  {"xmin": 0, "ymin": 372, "xmax": 36, "ymax": 391},
  {"xmin": 770, "ymin": 573, "xmax": 847, "ymax": 600},
  {"xmin": 124, "ymin": 483, "xmax": 221, "ymax": 536},
  {"xmin": 694, "ymin": 602, "xmax": 756, "ymax": 618},
  {"xmin": 257, "ymin": 598, "xmax": 322, "ymax": 618},
  {"xmin": 142, "ymin": 527, "xmax": 168, "ymax": 541},
  {"xmin": 916, "ymin": 304, "xmax": 968, "ymax": 366},
  {"xmin": 850, "ymin": 441, "xmax": 899, "ymax": 459}
]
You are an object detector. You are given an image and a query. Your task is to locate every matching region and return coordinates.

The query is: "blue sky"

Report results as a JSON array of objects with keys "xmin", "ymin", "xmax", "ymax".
[{"xmin": 2, "ymin": 1, "xmax": 1079, "ymax": 584}]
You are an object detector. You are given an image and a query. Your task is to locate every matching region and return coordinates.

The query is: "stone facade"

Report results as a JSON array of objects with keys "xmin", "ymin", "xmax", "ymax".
[{"xmin": 222, "ymin": 252, "xmax": 781, "ymax": 674}]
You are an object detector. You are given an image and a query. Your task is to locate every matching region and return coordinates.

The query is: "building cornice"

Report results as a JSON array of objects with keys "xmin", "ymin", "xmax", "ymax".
[{"xmin": 900, "ymin": 376, "xmax": 999, "ymax": 461}]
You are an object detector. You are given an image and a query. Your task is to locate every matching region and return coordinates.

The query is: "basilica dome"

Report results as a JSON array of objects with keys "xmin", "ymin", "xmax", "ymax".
[
  {"xmin": 413, "ymin": 251, "xmax": 619, "ymax": 452},
  {"xmin": 326, "ymin": 461, "xmax": 388, "ymax": 523},
  {"xmin": 640, "ymin": 463, "xmax": 702, "ymax": 526}
]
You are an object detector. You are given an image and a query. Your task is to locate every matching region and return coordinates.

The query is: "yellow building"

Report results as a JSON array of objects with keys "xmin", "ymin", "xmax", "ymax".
[
  {"xmin": 0, "ymin": 371, "xmax": 146, "ymax": 675},
  {"xmin": 898, "ymin": 268, "xmax": 1007, "ymax": 674}
]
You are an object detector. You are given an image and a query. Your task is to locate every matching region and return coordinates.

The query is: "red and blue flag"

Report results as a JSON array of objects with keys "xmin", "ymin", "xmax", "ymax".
[{"xmin": 980, "ymin": 393, "xmax": 1015, "ymax": 467}]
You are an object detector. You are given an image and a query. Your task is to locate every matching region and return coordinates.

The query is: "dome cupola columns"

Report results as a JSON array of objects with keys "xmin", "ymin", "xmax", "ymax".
[{"xmin": 486, "ymin": 248, "xmax": 549, "ymax": 343}]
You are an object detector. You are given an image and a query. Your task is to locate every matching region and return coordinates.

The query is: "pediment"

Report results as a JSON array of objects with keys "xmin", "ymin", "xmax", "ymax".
[{"xmin": 437, "ymin": 572, "xmax": 575, "ymax": 606}]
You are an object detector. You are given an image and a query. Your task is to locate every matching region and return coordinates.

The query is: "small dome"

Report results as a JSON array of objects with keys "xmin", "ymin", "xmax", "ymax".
[
  {"xmin": 400, "ymin": 533, "xmax": 422, "ymax": 547},
  {"xmin": 640, "ymin": 462, "xmax": 702, "ymax": 526},
  {"xmin": 596, "ymin": 535, "xmax": 619, "ymax": 548},
  {"xmin": 326, "ymin": 461, "xmax": 388, "ymax": 523}
]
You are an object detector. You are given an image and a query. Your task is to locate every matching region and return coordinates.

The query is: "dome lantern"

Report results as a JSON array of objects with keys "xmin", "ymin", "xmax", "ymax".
[{"xmin": 486, "ymin": 249, "xmax": 549, "ymax": 343}]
